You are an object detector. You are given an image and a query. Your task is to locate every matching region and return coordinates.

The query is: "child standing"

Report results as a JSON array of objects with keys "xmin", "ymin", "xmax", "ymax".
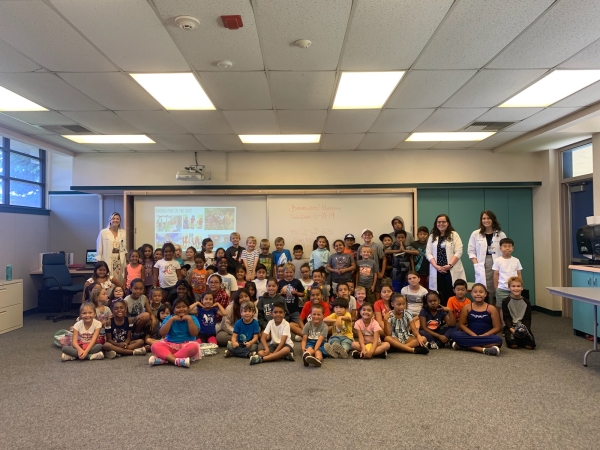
[
  {"xmin": 257, "ymin": 279, "xmax": 287, "ymax": 331},
  {"xmin": 140, "ymin": 244, "xmax": 155, "ymax": 297},
  {"xmin": 153, "ymin": 243, "xmax": 182, "ymax": 301},
  {"xmin": 356, "ymin": 247, "xmax": 377, "ymax": 303},
  {"xmin": 149, "ymin": 298, "xmax": 202, "ymax": 367},
  {"xmin": 310, "ymin": 268, "xmax": 329, "ymax": 300},
  {"xmin": 278, "ymin": 263, "xmax": 306, "ymax": 339},
  {"xmin": 173, "ymin": 244, "xmax": 184, "ymax": 266},
  {"xmin": 224, "ymin": 301, "xmax": 260, "ymax": 358},
  {"xmin": 217, "ymin": 258, "xmax": 238, "ymax": 297},
  {"xmin": 383, "ymin": 294, "xmax": 428, "ymax": 354},
  {"xmin": 153, "ymin": 248, "xmax": 162, "ymax": 264},
  {"xmin": 189, "ymin": 253, "xmax": 208, "ymax": 300},
  {"xmin": 253, "ymin": 264, "xmax": 269, "ymax": 298},
  {"xmin": 291, "ymin": 244, "xmax": 307, "ymax": 279},
  {"xmin": 351, "ymin": 303, "xmax": 390, "ymax": 359},
  {"xmin": 241, "ymin": 236, "xmax": 260, "ymax": 281},
  {"xmin": 250, "ymin": 301, "xmax": 294, "ymax": 365},
  {"xmin": 502, "ymin": 276, "xmax": 535, "ymax": 349},
  {"xmin": 418, "ymin": 291, "xmax": 457, "ymax": 349},
  {"xmin": 183, "ymin": 246, "xmax": 196, "ymax": 267},
  {"xmin": 447, "ymin": 279, "xmax": 471, "ymax": 320},
  {"xmin": 357, "ymin": 228, "xmax": 384, "ymax": 285},
  {"xmin": 301, "ymin": 304, "xmax": 329, "ymax": 367},
  {"xmin": 309, "ymin": 236, "xmax": 330, "ymax": 271},
  {"xmin": 201, "ymin": 238, "xmax": 215, "ymax": 268},
  {"xmin": 326, "ymin": 239, "xmax": 356, "ymax": 293},
  {"xmin": 61, "ymin": 302, "xmax": 104, "ymax": 361},
  {"xmin": 451, "ymin": 283, "xmax": 503, "ymax": 356},
  {"xmin": 225, "ymin": 232, "xmax": 245, "ymax": 275},
  {"xmin": 189, "ymin": 292, "xmax": 227, "ymax": 345},
  {"xmin": 379, "ymin": 234, "xmax": 394, "ymax": 280},
  {"xmin": 406, "ymin": 226, "xmax": 430, "ymax": 289},
  {"xmin": 493, "ymin": 238, "xmax": 523, "ymax": 311},
  {"xmin": 258, "ymin": 239, "xmax": 274, "ymax": 277},
  {"xmin": 323, "ymin": 298, "xmax": 353, "ymax": 358},
  {"xmin": 272, "ymin": 237, "xmax": 293, "ymax": 267},
  {"xmin": 235, "ymin": 267, "xmax": 247, "ymax": 289},
  {"xmin": 388, "ymin": 230, "xmax": 412, "ymax": 292},
  {"xmin": 299, "ymin": 263, "xmax": 313, "ymax": 301},
  {"xmin": 401, "ymin": 271, "xmax": 429, "ymax": 319},
  {"xmin": 102, "ymin": 299, "xmax": 147, "ymax": 358}
]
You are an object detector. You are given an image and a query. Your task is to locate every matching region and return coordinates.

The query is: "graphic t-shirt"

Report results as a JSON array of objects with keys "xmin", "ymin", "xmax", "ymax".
[
  {"xmin": 357, "ymin": 259, "xmax": 376, "ymax": 287},
  {"xmin": 302, "ymin": 320, "xmax": 328, "ymax": 342},
  {"xmin": 233, "ymin": 319, "xmax": 260, "ymax": 344},
  {"xmin": 143, "ymin": 259, "xmax": 154, "ymax": 286},
  {"xmin": 419, "ymin": 308, "xmax": 448, "ymax": 333},
  {"xmin": 277, "ymin": 279, "xmax": 305, "ymax": 313},
  {"xmin": 73, "ymin": 319, "xmax": 102, "ymax": 344},
  {"xmin": 408, "ymin": 240, "xmax": 429, "ymax": 276},
  {"xmin": 219, "ymin": 273, "xmax": 238, "ymax": 297},
  {"xmin": 189, "ymin": 268, "xmax": 208, "ymax": 295},
  {"xmin": 95, "ymin": 306, "xmax": 111, "ymax": 335},
  {"xmin": 327, "ymin": 252, "xmax": 354, "ymax": 283},
  {"xmin": 197, "ymin": 306, "xmax": 218, "ymax": 335},
  {"xmin": 353, "ymin": 319, "xmax": 382, "ymax": 344},
  {"xmin": 154, "ymin": 259, "xmax": 181, "ymax": 288},
  {"xmin": 327, "ymin": 312, "xmax": 353, "ymax": 339},
  {"xmin": 258, "ymin": 253, "xmax": 273, "ymax": 276},
  {"xmin": 401, "ymin": 285, "xmax": 429, "ymax": 316},
  {"xmin": 272, "ymin": 250, "xmax": 292, "ymax": 267},
  {"xmin": 106, "ymin": 317, "xmax": 132, "ymax": 343},
  {"xmin": 125, "ymin": 294, "xmax": 147, "ymax": 317}
]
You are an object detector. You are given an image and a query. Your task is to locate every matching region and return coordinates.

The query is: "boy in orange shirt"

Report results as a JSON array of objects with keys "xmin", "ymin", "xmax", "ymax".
[
  {"xmin": 446, "ymin": 279, "xmax": 470, "ymax": 320},
  {"xmin": 189, "ymin": 253, "xmax": 208, "ymax": 300}
]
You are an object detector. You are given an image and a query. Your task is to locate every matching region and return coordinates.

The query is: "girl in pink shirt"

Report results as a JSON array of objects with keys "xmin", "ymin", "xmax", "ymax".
[{"xmin": 351, "ymin": 303, "xmax": 390, "ymax": 359}]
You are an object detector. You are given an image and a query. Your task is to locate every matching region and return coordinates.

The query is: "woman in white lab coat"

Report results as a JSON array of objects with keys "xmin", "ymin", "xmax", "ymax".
[
  {"xmin": 467, "ymin": 210, "xmax": 506, "ymax": 304},
  {"xmin": 426, "ymin": 214, "xmax": 466, "ymax": 306},
  {"xmin": 96, "ymin": 212, "xmax": 127, "ymax": 284}
]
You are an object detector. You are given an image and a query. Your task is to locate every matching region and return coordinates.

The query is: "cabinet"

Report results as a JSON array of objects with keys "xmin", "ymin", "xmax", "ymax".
[
  {"xmin": 571, "ymin": 269, "xmax": 600, "ymax": 337},
  {"xmin": 0, "ymin": 279, "xmax": 23, "ymax": 334}
]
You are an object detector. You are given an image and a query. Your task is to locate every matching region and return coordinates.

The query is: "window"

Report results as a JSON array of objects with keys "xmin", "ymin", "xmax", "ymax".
[
  {"xmin": 0, "ymin": 136, "xmax": 46, "ymax": 209},
  {"xmin": 562, "ymin": 142, "xmax": 593, "ymax": 179}
]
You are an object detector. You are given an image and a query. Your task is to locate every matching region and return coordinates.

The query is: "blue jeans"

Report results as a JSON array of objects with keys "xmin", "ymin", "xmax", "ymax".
[
  {"xmin": 227, "ymin": 341, "xmax": 258, "ymax": 358},
  {"xmin": 328, "ymin": 336, "xmax": 353, "ymax": 351},
  {"xmin": 306, "ymin": 339, "xmax": 328, "ymax": 356}
]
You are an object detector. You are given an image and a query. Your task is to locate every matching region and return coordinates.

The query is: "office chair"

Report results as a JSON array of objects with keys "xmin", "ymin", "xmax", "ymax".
[{"xmin": 38, "ymin": 253, "xmax": 86, "ymax": 322}]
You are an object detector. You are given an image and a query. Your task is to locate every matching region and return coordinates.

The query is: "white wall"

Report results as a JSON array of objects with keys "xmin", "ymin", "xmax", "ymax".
[
  {"xmin": 0, "ymin": 212, "xmax": 49, "ymax": 311},
  {"xmin": 72, "ymin": 149, "xmax": 543, "ymax": 186},
  {"xmin": 47, "ymin": 152, "xmax": 73, "ymax": 191}
]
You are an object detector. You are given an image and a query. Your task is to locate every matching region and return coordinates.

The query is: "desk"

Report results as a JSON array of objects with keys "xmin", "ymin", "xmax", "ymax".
[
  {"xmin": 29, "ymin": 268, "xmax": 93, "ymax": 291},
  {"xmin": 547, "ymin": 286, "xmax": 600, "ymax": 366}
]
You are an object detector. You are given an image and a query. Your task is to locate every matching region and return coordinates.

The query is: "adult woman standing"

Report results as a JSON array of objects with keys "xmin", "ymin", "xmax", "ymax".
[
  {"xmin": 467, "ymin": 210, "xmax": 506, "ymax": 304},
  {"xmin": 96, "ymin": 212, "xmax": 127, "ymax": 284},
  {"xmin": 426, "ymin": 214, "xmax": 466, "ymax": 306}
]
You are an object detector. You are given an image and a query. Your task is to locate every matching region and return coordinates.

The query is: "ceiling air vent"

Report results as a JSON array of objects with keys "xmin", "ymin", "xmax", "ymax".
[
  {"xmin": 464, "ymin": 122, "xmax": 514, "ymax": 131},
  {"xmin": 41, "ymin": 125, "xmax": 93, "ymax": 134}
]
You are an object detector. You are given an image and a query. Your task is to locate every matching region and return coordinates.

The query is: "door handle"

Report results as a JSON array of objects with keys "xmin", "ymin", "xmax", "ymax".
[
  {"xmin": 589, "ymin": 278, "xmax": 592, "ymax": 285},
  {"xmin": 595, "ymin": 278, "xmax": 598, "ymax": 287}
]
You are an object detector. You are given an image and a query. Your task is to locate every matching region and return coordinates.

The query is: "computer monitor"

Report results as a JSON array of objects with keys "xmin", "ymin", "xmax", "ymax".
[{"xmin": 85, "ymin": 250, "xmax": 98, "ymax": 264}]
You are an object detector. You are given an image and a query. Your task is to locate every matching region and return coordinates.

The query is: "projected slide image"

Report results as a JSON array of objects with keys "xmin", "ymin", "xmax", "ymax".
[
  {"xmin": 156, "ymin": 214, "xmax": 182, "ymax": 233},
  {"xmin": 205, "ymin": 208, "xmax": 235, "ymax": 231},
  {"xmin": 182, "ymin": 213, "xmax": 203, "ymax": 230}
]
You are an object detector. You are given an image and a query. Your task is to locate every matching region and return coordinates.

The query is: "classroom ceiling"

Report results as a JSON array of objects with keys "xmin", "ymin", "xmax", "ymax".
[{"xmin": 0, "ymin": 0, "xmax": 600, "ymax": 154}]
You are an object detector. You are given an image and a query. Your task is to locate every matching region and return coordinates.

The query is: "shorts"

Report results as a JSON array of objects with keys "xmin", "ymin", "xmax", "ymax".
[
  {"xmin": 288, "ymin": 311, "xmax": 300, "ymax": 324},
  {"xmin": 495, "ymin": 288, "xmax": 510, "ymax": 305},
  {"xmin": 305, "ymin": 339, "xmax": 328, "ymax": 356},
  {"xmin": 269, "ymin": 343, "xmax": 293, "ymax": 353},
  {"xmin": 390, "ymin": 334, "xmax": 414, "ymax": 344}
]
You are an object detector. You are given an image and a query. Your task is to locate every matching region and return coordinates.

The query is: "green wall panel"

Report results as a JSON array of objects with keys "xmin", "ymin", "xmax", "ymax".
[
  {"xmin": 416, "ymin": 189, "xmax": 449, "ymax": 233},
  {"xmin": 484, "ymin": 189, "xmax": 509, "ymax": 229},
  {"xmin": 507, "ymin": 189, "xmax": 535, "ymax": 304}
]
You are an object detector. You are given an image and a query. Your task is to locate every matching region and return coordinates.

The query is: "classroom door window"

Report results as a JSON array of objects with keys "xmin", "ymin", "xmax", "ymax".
[{"xmin": 562, "ymin": 143, "xmax": 592, "ymax": 179}]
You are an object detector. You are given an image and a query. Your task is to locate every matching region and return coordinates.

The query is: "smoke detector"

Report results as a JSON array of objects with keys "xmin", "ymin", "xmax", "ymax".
[
  {"xmin": 217, "ymin": 60, "xmax": 233, "ymax": 68},
  {"xmin": 295, "ymin": 39, "xmax": 312, "ymax": 48},
  {"xmin": 174, "ymin": 16, "xmax": 200, "ymax": 30}
]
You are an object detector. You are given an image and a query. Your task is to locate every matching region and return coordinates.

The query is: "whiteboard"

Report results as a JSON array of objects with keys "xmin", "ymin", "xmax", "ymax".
[{"xmin": 267, "ymin": 194, "xmax": 414, "ymax": 250}]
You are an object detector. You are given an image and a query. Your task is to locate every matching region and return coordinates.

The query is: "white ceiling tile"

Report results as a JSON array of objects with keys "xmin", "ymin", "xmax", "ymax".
[
  {"xmin": 58, "ymin": 73, "xmax": 161, "ymax": 111},
  {"xmin": 254, "ymin": 0, "xmax": 351, "ymax": 70},
  {"xmin": 0, "ymin": 39, "xmax": 41, "ymax": 72},
  {"xmin": 83, "ymin": 144, "xmax": 133, "ymax": 152},
  {"xmin": 3, "ymin": 111, "xmax": 78, "ymax": 126},
  {"xmin": 282, "ymin": 143, "xmax": 320, "ymax": 151},
  {"xmin": 0, "ymin": 113, "xmax": 53, "ymax": 135},
  {"xmin": 194, "ymin": 135, "xmax": 244, "ymax": 151},
  {"xmin": 115, "ymin": 111, "xmax": 188, "ymax": 134},
  {"xmin": 0, "ymin": 73, "xmax": 105, "ymax": 111},
  {"xmin": 341, "ymin": 0, "xmax": 453, "ymax": 70},
  {"xmin": 38, "ymin": 134, "xmax": 98, "ymax": 153},
  {"xmin": 444, "ymin": 70, "xmax": 546, "ymax": 108},
  {"xmin": 0, "ymin": 2, "xmax": 114, "ymax": 71},
  {"xmin": 414, "ymin": 108, "xmax": 489, "ymax": 132},
  {"xmin": 124, "ymin": 143, "xmax": 169, "ymax": 152},
  {"xmin": 505, "ymin": 108, "xmax": 580, "ymax": 132},
  {"xmin": 475, "ymin": 108, "xmax": 544, "ymax": 122},
  {"xmin": 60, "ymin": 111, "xmax": 142, "ymax": 134},
  {"xmin": 154, "ymin": 0, "xmax": 264, "ymax": 71},
  {"xmin": 488, "ymin": 0, "xmax": 600, "ymax": 69},
  {"xmin": 468, "ymin": 131, "xmax": 527, "ymax": 149},
  {"xmin": 414, "ymin": 0, "xmax": 553, "ymax": 69},
  {"xmin": 395, "ymin": 141, "xmax": 436, "ymax": 149},
  {"xmin": 370, "ymin": 109, "xmax": 434, "ymax": 132},
  {"xmin": 277, "ymin": 110, "xmax": 327, "ymax": 133},
  {"xmin": 51, "ymin": 0, "xmax": 189, "ymax": 72},
  {"xmin": 149, "ymin": 134, "xmax": 207, "ymax": 151},
  {"xmin": 358, "ymin": 133, "xmax": 408, "ymax": 150},
  {"xmin": 560, "ymin": 39, "xmax": 600, "ymax": 69},
  {"xmin": 386, "ymin": 70, "xmax": 476, "ymax": 108},
  {"xmin": 199, "ymin": 72, "xmax": 272, "ymax": 110},
  {"xmin": 324, "ymin": 110, "xmax": 380, "ymax": 133},
  {"xmin": 431, "ymin": 141, "xmax": 477, "ymax": 149},
  {"xmin": 244, "ymin": 143, "xmax": 281, "ymax": 151},
  {"xmin": 553, "ymin": 81, "xmax": 600, "ymax": 108},
  {"xmin": 168, "ymin": 111, "xmax": 234, "ymax": 135},
  {"xmin": 222, "ymin": 110, "xmax": 278, "ymax": 134},
  {"xmin": 270, "ymin": 72, "xmax": 335, "ymax": 110},
  {"xmin": 319, "ymin": 133, "xmax": 365, "ymax": 150}
]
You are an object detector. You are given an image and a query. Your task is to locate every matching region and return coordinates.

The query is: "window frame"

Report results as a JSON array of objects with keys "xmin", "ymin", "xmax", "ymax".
[{"xmin": 560, "ymin": 139, "xmax": 593, "ymax": 183}]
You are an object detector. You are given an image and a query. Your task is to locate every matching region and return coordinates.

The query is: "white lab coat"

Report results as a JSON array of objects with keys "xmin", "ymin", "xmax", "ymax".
[
  {"xmin": 426, "ymin": 231, "xmax": 466, "ymax": 291},
  {"xmin": 96, "ymin": 227, "xmax": 127, "ymax": 268},
  {"xmin": 467, "ymin": 229, "xmax": 507, "ymax": 284}
]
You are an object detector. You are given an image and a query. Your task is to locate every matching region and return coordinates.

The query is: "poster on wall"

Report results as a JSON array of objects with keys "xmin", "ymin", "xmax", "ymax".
[{"xmin": 155, "ymin": 207, "xmax": 236, "ymax": 250}]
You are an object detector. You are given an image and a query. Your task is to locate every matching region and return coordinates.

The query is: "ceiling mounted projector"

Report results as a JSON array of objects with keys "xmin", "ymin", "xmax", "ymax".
[{"xmin": 176, "ymin": 165, "xmax": 210, "ymax": 181}]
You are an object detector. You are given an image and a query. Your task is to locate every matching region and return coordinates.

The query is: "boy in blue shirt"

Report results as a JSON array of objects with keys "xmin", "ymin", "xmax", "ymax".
[
  {"xmin": 225, "ymin": 301, "xmax": 260, "ymax": 358},
  {"xmin": 272, "ymin": 237, "xmax": 293, "ymax": 268}
]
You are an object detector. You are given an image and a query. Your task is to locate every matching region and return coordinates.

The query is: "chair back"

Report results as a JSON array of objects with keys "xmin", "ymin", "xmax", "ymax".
[{"xmin": 42, "ymin": 253, "xmax": 73, "ymax": 289}]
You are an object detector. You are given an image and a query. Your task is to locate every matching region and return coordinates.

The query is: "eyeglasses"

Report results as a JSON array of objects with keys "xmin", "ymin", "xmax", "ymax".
[{"xmin": 437, "ymin": 221, "xmax": 447, "ymax": 224}]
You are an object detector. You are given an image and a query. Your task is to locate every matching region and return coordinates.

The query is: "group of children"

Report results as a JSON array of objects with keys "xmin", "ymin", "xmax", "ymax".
[{"xmin": 61, "ymin": 227, "xmax": 535, "ymax": 368}]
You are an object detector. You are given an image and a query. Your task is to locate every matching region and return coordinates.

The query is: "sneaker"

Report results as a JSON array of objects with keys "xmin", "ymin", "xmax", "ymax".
[
  {"xmin": 88, "ymin": 352, "xmax": 104, "ymax": 360},
  {"xmin": 149, "ymin": 356, "xmax": 165, "ymax": 366},
  {"xmin": 427, "ymin": 342, "xmax": 439, "ymax": 350},
  {"xmin": 133, "ymin": 347, "xmax": 147, "ymax": 356},
  {"xmin": 484, "ymin": 346, "xmax": 500, "ymax": 356},
  {"xmin": 332, "ymin": 342, "xmax": 349, "ymax": 359},
  {"xmin": 378, "ymin": 351, "xmax": 387, "ymax": 359},
  {"xmin": 104, "ymin": 350, "xmax": 117, "ymax": 360},
  {"xmin": 284, "ymin": 352, "xmax": 295, "ymax": 362},
  {"xmin": 452, "ymin": 341, "xmax": 463, "ymax": 351},
  {"xmin": 305, "ymin": 355, "xmax": 322, "ymax": 367},
  {"xmin": 324, "ymin": 343, "xmax": 337, "ymax": 359},
  {"xmin": 175, "ymin": 357, "xmax": 190, "ymax": 367},
  {"xmin": 61, "ymin": 353, "xmax": 75, "ymax": 361},
  {"xmin": 351, "ymin": 350, "xmax": 360, "ymax": 359},
  {"xmin": 248, "ymin": 351, "xmax": 257, "ymax": 358},
  {"xmin": 302, "ymin": 351, "xmax": 310, "ymax": 367},
  {"xmin": 414, "ymin": 346, "xmax": 429, "ymax": 355},
  {"xmin": 294, "ymin": 335, "xmax": 303, "ymax": 342},
  {"xmin": 223, "ymin": 349, "xmax": 233, "ymax": 358},
  {"xmin": 445, "ymin": 339, "xmax": 454, "ymax": 348},
  {"xmin": 249, "ymin": 355, "xmax": 263, "ymax": 365}
]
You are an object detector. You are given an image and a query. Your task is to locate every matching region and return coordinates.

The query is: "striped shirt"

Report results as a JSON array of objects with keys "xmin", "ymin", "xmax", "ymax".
[
  {"xmin": 241, "ymin": 249, "xmax": 260, "ymax": 275},
  {"xmin": 388, "ymin": 310, "xmax": 414, "ymax": 343}
]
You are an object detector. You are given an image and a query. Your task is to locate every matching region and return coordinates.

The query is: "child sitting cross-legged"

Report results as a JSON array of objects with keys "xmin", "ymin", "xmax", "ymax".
[
  {"xmin": 351, "ymin": 303, "xmax": 390, "ymax": 359},
  {"xmin": 224, "ymin": 301, "xmax": 260, "ymax": 358},
  {"xmin": 383, "ymin": 294, "xmax": 429, "ymax": 355},
  {"xmin": 102, "ymin": 299, "xmax": 147, "ymax": 358},
  {"xmin": 323, "ymin": 298, "xmax": 353, "ymax": 359},
  {"xmin": 301, "ymin": 303, "xmax": 329, "ymax": 367},
  {"xmin": 418, "ymin": 291, "xmax": 457, "ymax": 349},
  {"xmin": 502, "ymin": 276, "xmax": 535, "ymax": 350},
  {"xmin": 189, "ymin": 291, "xmax": 227, "ymax": 345},
  {"xmin": 250, "ymin": 301, "xmax": 295, "ymax": 365}
]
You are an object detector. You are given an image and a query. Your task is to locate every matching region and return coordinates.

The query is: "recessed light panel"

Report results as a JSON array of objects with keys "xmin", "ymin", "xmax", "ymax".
[
  {"xmin": 406, "ymin": 132, "xmax": 496, "ymax": 141},
  {"xmin": 130, "ymin": 73, "xmax": 215, "ymax": 110},
  {"xmin": 239, "ymin": 134, "xmax": 321, "ymax": 144},
  {"xmin": 333, "ymin": 72, "xmax": 404, "ymax": 109},
  {"xmin": 63, "ymin": 135, "xmax": 155, "ymax": 144},
  {"xmin": 0, "ymin": 86, "xmax": 47, "ymax": 111},
  {"xmin": 500, "ymin": 70, "xmax": 600, "ymax": 107}
]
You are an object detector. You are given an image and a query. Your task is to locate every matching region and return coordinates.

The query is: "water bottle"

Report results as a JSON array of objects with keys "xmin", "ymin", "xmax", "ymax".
[{"xmin": 6, "ymin": 264, "xmax": 12, "ymax": 281}]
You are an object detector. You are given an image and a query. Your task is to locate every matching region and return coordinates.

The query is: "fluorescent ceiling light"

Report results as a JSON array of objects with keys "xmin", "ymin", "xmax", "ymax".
[
  {"xmin": 500, "ymin": 70, "xmax": 600, "ymax": 107},
  {"xmin": 0, "ymin": 86, "xmax": 47, "ymax": 111},
  {"xmin": 406, "ymin": 132, "xmax": 496, "ymax": 142},
  {"xmin": 130, "ymin": 73, "xmax": 215, "ymax": 110},
  {"xmin": 333, "ymin": 71, "xmax": 404, "ymax": 109},
  {"xmin": 239, "ymin": 134, "xmax": 321, "ymax": 144},
  {"xmin": 63, "ymin": 135, "xmax": 155, "ymax": 144}
]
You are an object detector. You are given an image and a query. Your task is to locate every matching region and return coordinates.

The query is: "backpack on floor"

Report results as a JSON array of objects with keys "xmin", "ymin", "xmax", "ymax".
[{"xmin": 54, "ymin": 329, "xmax": 72, "ymax": 348}]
